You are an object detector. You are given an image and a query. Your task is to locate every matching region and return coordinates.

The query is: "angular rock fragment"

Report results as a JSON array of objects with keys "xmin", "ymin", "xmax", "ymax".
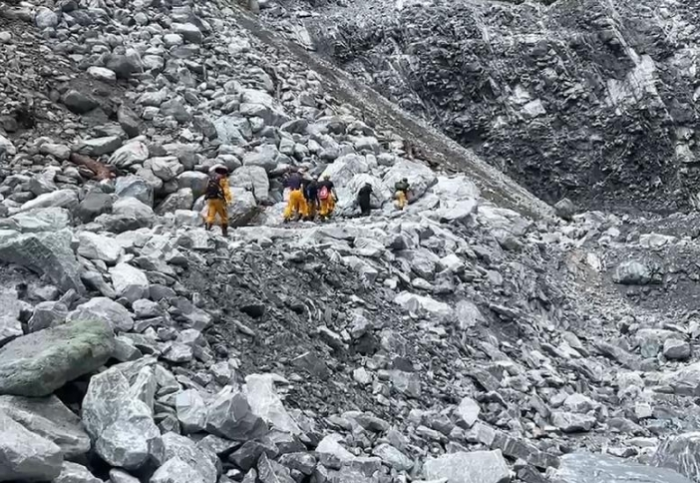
[
  {"xmin": 0, "ymin": 319, "xmax": 114, "ymax": 397},
  {"xmin": 423, "ymin": 450, "xmax": 510, "ymax": 483},
  {"xmin": 0, "ymin": 394, "xmax": 90, "ymax": 457},
  {"xmin": 205, "ymin": 386, "xmax": 268, "ymax": 441},
  {"xmin": 554, "ymin": 452, "xmax": 691, "ymax": 483},
  {"xmin": 0, "ymin": 411, "xmax": 63, "ymax": 482}
]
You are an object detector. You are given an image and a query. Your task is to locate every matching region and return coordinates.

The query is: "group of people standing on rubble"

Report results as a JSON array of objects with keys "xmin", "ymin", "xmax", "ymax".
[{"xmin": 202, "ymin": 165, "xmax": 412, "ymax": 234}]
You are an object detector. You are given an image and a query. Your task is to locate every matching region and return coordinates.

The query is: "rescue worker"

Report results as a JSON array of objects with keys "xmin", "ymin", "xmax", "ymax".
[
  {"xmin": 204, "ymin": 165, "xmax": 233, "ymax": 236},
  {"xmin": 283, "ymin": 170, "xmax": 307, "ymax": 222},
  {"xmin": 303, "ymin": 177, "xmax": 319, "ymax": 220},
  {"xmin": 356, "ymin": 182, "xmax": 379, "ymax": 217},
  {"xmin": 318, "ymin": 174, "xmax": 338, "ymax": 220},
  {"xmin": 394, "ymin": 177, "xmax": 410, "ymax": 210}
]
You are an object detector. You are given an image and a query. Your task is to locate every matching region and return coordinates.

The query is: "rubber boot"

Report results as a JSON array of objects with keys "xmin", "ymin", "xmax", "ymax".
[
  {"xmin": 222, "ymin": 225, "xmax": 229, "ymax": 237},
  {"xmin": 205, "ymin": 223, "xmax": 212, "ymax": 231}
]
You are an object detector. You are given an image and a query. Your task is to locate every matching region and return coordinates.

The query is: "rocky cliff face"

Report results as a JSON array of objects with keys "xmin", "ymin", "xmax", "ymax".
[{"xmin": 266, "ymin": 0, "xmax": 700, "ymax": 212}]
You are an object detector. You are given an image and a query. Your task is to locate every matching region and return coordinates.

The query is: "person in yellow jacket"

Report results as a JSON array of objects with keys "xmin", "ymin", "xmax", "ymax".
[
  {"xmin": 283, "ymin": 171, "xmax": 307, "ymax": 222},
  {"xmin": 204, "ymin": 165, "xmax": 233, "ymax": 236}
]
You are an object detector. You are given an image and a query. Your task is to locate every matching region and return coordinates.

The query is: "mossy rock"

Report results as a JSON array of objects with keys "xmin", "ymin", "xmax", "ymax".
[{"xmin": 0, "ymin": 319, "xmax": 115, "ymax": 397}]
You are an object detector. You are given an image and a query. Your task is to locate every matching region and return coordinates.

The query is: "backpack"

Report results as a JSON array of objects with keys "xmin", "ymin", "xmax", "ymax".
[
  {"xmin": 205, "ymin": 177, "xmax": 223, "ymax": 200},
  {"xmin": 319, "ymin": 185, "xmax": 330, "ymax": 201}
]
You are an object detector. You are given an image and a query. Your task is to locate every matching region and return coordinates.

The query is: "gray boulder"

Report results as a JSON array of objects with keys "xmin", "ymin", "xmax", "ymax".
[
  {"xmin": 156, "ymin": 189, "xmax": 194, "ymax": 215},
  {"xmin": 0, "ymin": 411, "xmax": 63, "ymax": 482},
  {"xmin": 382, "ymin": 160, "xmax": 437, "ymax": 200},
  {"xmin": 110, "ymin": 142, "xmax": 150, "ymax": 170},
  {"xmin": 27, "ymin": 301, "xmax": 68, "ymax": 333},
  {"xmin": 245, "ymin": 374, "xmax": 301, "ymax": 434},
  {"xmin": 613, "ymin": 261, "xmax": 654, "ymax": 285},
  {"xmin": 82, "ymin": 365, "xmax": 162, "ymax": 470},
  {"xmin": 67, "ymin": 297, "xmax": 135, "ymax": 333},
  {"xmin": 77, "ymin": 136, "xmax": 123, "ymax": 157},
  {"xmin": 177, "ymin": 172, "xmax": 209, "ymax": 198},
  {"xmin": 554, "ymin": 198, "xmax": 576, "ymax": 221},
  {"xmin": 146, "ymin": 157, "xmax": 184, "ymax": 182},
  {"xmin": 173, "ymin": 23, "xmax": 203, "ymax": 43},
  {"xmin": 54, "ymin": 462, "xmax": 103, "ymax": 483},
  {"xmin": 150, "ymin": 457, "xmax": 206, "ymax": 483},
  {"xmin": 372, "ymin": 443, "xmax": 413, "ymax": 471},
  {"xmin": 62, "ymin": 90, "xmax": 98, "ymax": 114},
  {"xmin": 455, "ymin": 397, "xmax": 481, "ymax": 428},
  {"xmin": 11, "ymin": 207, "xmax": 71, "ymax": 233},
  {"xmin": 229, "ymin": 166, "xmax": 270, "ymax": 203},
  {"xmin": 0, "ymin": 318, "xmax": 114, "ymax": 397},
  {"xmin": 552, "ymin": 412, "xmax": 596, "ymax": 433},
  {"xmin": 116, "ymin": 175, "xmax": 154, "ymax": 206},
  {"xmin": 153, "ymin": 432, "xmax": 217, "ymax": 483},
  {"xmin": 205, "ymin": 386, "xmax": 268, "ymax": 441},
  {"xmin": 423, "ymin": 450, "xmax": 510, "ymax": 483},
  {"xmin": 19, "ymin": 189, "xmax": 78, "ymax": 213},
  {"xmin": 78, "ymin": 232, "xmax": 122, "ymax": 264},
  {"xmin": 175, "ymin": 389, "xmax": 207, "ymax": 434},
  {"xmin": 109, "ymin": 263, "xmax": 150, "ymax": 303},
  {"xmin": 651, "ymin": 433, "xmax": 700, "ymax": 481},
  {"xmin": 77, "ymin": 191, "xmax": 114, "ymax": 223},
  {"xmin": 0, "ymin": 395, "xmax": 90, "ymax": 458},
  {"xmin": 242, "ymin": 144, "xmax": 281, "ymax": 173},
  {"xmin": 554, "ymin": 452, "xmax": 691, "ymax": 483},
  {"xmin": 0, "ymin": 229, "xmax": 83, "ymax": 293},
  {"xmin": 228, "ymin": 188, "xmax": 259, "ymax": 227}
]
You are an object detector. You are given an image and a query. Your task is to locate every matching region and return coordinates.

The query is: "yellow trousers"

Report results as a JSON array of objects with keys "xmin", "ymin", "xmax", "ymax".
[
  {"xmin": 304, "ymin": 199, "xmax": 318, "ymax": 219},
  {"xmin": 206, "ymin": 199, "xmax": 228, "ymax": 226},
  {"xmin": 319, "ymin": 197, "xmax": 335, "ymax": 217},
  {"xmin": 396, "ymin": 191, "xmax": 407, "ymax": 210},
  {"xmin": 284, "ymin": 189, "xmax": 307, "ymax": 220}
]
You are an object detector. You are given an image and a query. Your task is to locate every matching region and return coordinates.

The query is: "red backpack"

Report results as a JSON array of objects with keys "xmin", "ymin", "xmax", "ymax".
[{"xmin": 319, "ymin": 185, "xmax": 330, "ymax": 200}]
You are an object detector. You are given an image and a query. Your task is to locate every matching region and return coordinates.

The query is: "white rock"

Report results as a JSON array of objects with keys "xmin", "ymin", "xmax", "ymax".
[
  {"xmin": 109, "ymin": 263, "xmax": 149, "ymax": 302},
  {"xmin": 88, "ymin": 66, "xmax": 117, "ymax": 83},
  {"xmin": 78, "ymin": 232, "xmax": 122, "ymax": 264}
]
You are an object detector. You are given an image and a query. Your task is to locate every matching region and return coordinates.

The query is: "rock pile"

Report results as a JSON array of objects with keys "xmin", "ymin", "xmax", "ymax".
[{"xmin": 2, "ymin": 0, "xmax": 700, "ymax": 482}]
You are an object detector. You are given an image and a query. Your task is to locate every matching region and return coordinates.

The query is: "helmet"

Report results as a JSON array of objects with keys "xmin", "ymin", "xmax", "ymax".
[
  {"xmin": 210, "ymin": 164, "xmax": 228, "ymax": 175},
  {"xmin": 402, "ymin": 177, "xmax": 408, "ymax": 183}
]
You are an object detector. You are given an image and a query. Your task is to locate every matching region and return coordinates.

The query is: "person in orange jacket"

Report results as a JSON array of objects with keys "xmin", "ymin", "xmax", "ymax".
[{"xmin": 204, "ymin": 165, "xmax": 233, "ymax": 236}]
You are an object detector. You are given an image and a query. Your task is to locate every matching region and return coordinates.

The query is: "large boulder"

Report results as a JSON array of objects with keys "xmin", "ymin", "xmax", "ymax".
[
  {"xmin": 53, "ymin": 462, "xmax": 103, "ymax": 483},
  {"xmin": 78, "ymin": 232, "xmax": 122, "ymax": 264},
  {"xmin": 239, "ymin": 89, "xmax": 289, "ymax": 127},
  {"xmin": 67, "ymin": 297, "xmax": 134, "ymax": 333},
  {"xmin": 229, "ymin": 166, "xmax": 270, "ymax": 203},
  {"xmin": 245, "ymin": 374, "xmax": 301, "ymax": 434},
  {"xmin": 651, "ymin": 433, "xmax": 700, "ymax": 481},
  {"xmin": 205, "ymin": 386, "xmax": 268, "ymax": 441},
  {"xmin": 553, "ymin": 452, "xmax": 691, "ymax": 483},
  {"xmin": 228, "ymin": 188, "xmax": 259, "ymax": 227},
  {"xmin": 382, "ymin": 160, "xmax": 437, "ymax": 200},
  {"xmin": 423, "ymin": 450, "xmax": 510, "ymax": 483},
  {"xmin": 657, "ymin": 364, "xmax": 700, "ymax": 396},
  {"xmin": 0, "ymin": 319, "xmax": 114, "ymax": 397},
  {"xmin": 0, "ymin": 411, "xmax": 63, "ymax": 482},
  {"xmin": 146, "ymin": 156, "xmax": 184, "ymax": 182},
  {"xmin": 10, "ymin": 207, "xmax": 71, "ymax": 233},
  {"xmin": 19, "ymin": 189, "xmax": 78, "ymax": 213},
  {"xmin": 177, "ymin": 172, "xmax": 210, "ymax": 198},
  {"xmin": 0, "ymin": 229, "xmax": 83, "ymax": 293},
  {"xmin": 394, "ymin": 292, "xmax": 453, "ymax": 319},
  {"xmin": 156, "ymin": 189, "xmax": 195, "ymax": 215},
  {"xmin": 82, "ymin": 364, "xmax": 162, "ymax": 470},
  {"xmin": 0, "ymin": 395, "xmax": 90, "ymax": 458},
  {"xmin": 214, "ymin": 116, "xmax": 252, "ymax": 145},
  {"xmin": 613, "ymin": 260, "xmax": 654, "ymax": 285},
  {"xmin": 116, "ymin": 175, "xmax": 154, "ymax": 206},
  {"xmin": 150, "ymin": 457, "xmax": 206, "ymax": 483},
  {"xmin": 109, "ymin": 263, "xmax": 149, "ymax": 303},
  {"xmin": 242, "ymin": 144, "xmax": 283, "ymax": 173},
  {"xmin": 76, "ymin": 191, "xmax": 114, "ymax": 223},
  {"xmin": 153, "ymin": 432, "xmax": 217, "ymax": 483},
  {"xmin": 109, "ymin": 142, "xmax": 149, "ymax": 170},
  {"xmin": 320, "ymin": 154, "xmax": 370, "ymax": 189},
  {"xmin": 97, "ymin": 198, "xmax": 155, "ymax": 233}
]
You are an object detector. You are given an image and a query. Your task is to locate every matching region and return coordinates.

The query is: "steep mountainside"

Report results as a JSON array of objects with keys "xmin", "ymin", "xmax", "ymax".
[
  {"xmin": 265, "ymin": 0, "xmax": 700, "ymax": 212},
  {"xmin": 3, "ymin": 0, "xmax": 700, "ymax": 483}
]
